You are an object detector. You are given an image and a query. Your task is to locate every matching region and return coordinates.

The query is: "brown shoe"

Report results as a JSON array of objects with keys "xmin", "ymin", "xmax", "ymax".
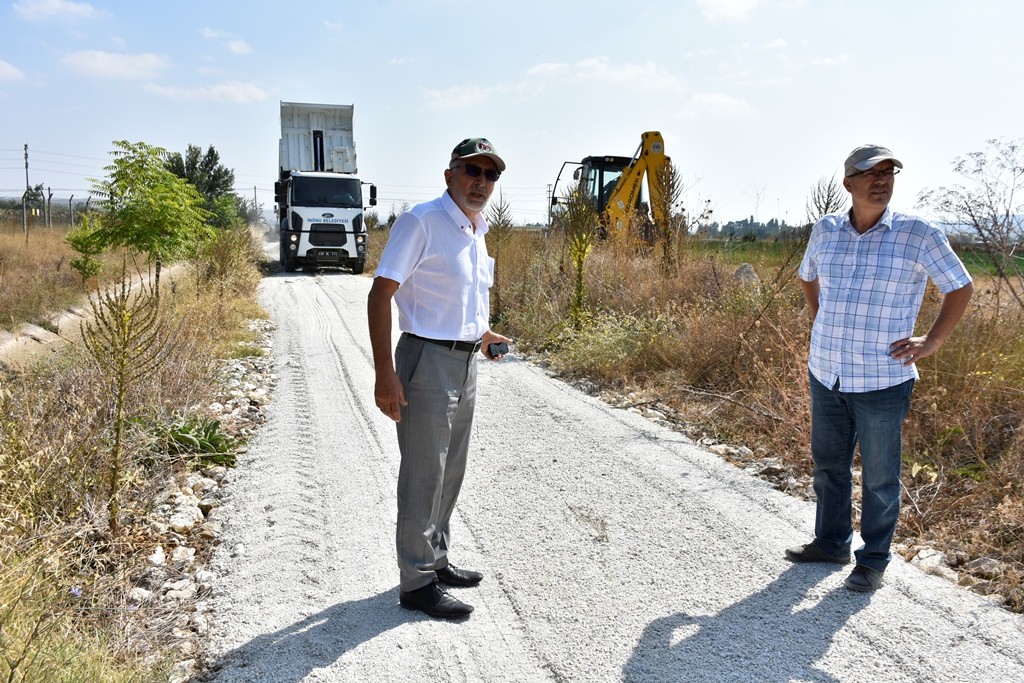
[
  {"xmin": 399, "ymin": 583, "xmax": 473, "ymax": 619},
  {"xmin": 785, "ymin": 543, "xmax": 850, "ymax": 565},
  {"xmin": 436, "ymin": 564, "xmax": 483, "ymax": 587}
]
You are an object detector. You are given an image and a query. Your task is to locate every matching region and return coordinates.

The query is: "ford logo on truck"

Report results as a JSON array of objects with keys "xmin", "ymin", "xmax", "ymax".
[{"xmin": 322, "ymin": 213, "xmax": 334, "ymax": 218}]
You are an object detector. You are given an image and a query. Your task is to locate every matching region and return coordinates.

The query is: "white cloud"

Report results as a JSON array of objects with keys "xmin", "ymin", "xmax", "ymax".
[
  {"xmin": 423, "ymin": 85, "xmax": 493, "ymax": 110},
  {"xmin": 764, "ymin": 38, "xmax": 788, "ymax": 49},
  {"xmin": 527, "ymin": 62, "xmax": 571, "ymax": 77},
  {"xmin": 146, "ymin": 81, "xmax": 269, "ymax": 103},
  {"xmin": 680, "ymin": 92, "xmax": 753, "ymax": 119},
  {"xmin": 528, "ymin": 56, "xmax": 683, "ymax": 93},
  {"xmin": 61, "ymin": 50, "xmax": 171, "ymax": 80},
  {"xmin": 695, "ymin": 0, "xmax": 763, "ymax": 21},
  {"xmin": 13, "ymin": 0, "xmax": 98, "ymax": 20},
  {"xmin": 0, "ymin": 60, "xmax": 27, "ymax": 81},
  {"xmin": 814, "ymin": 54, "xmax": 849, "ymax": 67},
  {"xmin": 201, "ymin": 28, "xmax": 253, "ymax": 55}
]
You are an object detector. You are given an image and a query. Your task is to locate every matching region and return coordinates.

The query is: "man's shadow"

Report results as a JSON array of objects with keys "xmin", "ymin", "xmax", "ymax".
[
  {"xmin": 623, "ymin": 564, "xmax": 871, "ymax": 683},
  {"xmin": 204, "ymin": 589, "xmax": 404, "ymax": 682}
]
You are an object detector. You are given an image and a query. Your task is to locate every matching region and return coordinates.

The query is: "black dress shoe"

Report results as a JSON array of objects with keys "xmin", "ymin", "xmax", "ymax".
[
  {"xmin": 399, "ymin": 583, "xmax": 473, "ymax": 619},
  {"xmin": 844, "ymin": 565, "xmax": 883, "ymax": 592},
  {"xmin": 436, "ymin": 564, "xmax": 483, "ymax": 587},
  {"xmin": 784, "ymin": 542, "xmax": 850, "ymax": 565}
]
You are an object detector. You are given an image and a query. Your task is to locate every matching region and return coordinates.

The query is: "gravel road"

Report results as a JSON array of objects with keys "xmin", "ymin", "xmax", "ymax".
[{"xmin": 204, "ymin": 267, "xmax": 1024, "ymax": 683}]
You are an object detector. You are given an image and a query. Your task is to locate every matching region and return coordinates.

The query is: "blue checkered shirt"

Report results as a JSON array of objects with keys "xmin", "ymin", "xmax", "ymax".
[{"xmin": 799, "ymin": 208, "xmax": 972, "ymax": 392}]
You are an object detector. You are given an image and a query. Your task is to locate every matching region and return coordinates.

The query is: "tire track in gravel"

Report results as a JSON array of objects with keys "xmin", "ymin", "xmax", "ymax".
[{"xmin": 212, "ymin": 276, "xmax": 341, "ymax": 616}]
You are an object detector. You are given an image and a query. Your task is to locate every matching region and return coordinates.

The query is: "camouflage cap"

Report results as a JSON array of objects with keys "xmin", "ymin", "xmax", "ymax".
[{"xmin": 450, "ymin": 137, "xmax": 506, "ymax": 172}]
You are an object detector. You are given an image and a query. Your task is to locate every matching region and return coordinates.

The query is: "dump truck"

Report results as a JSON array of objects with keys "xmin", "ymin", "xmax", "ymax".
[{"xmin": 275, "ymin": 101, "xmax": 376, "ymax": 273}]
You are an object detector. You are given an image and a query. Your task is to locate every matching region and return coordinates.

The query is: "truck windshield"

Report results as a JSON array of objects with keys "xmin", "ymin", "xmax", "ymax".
[{"xmin": 292, "ymin": 177, "xmax": 363, "ymax": 208}]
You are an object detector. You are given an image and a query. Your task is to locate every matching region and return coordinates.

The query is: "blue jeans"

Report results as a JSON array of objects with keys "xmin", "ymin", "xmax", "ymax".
[{"xmin": 808, "ymin": 372, "xmax": 914, "ymax": 573}]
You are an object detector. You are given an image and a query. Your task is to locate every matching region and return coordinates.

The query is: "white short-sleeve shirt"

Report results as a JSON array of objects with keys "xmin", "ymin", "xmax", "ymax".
[{"xmin": 374, "ymin": 191, "xmax": 494, "ymax": 342}]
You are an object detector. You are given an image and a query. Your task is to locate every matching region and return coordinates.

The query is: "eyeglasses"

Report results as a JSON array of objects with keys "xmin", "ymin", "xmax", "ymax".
[
  {"xmin": 851, "ymin": 168, "xmax": 900, "ymax": 181},
  {"xmin": 452, "ymin": 163, "xmax": 501, "ymax": 182}
]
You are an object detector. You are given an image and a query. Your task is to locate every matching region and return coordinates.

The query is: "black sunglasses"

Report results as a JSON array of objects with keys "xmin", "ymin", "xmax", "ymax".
[{"xmin": 454, "ymin": 163, "xmax": 500, "ymax": 182}]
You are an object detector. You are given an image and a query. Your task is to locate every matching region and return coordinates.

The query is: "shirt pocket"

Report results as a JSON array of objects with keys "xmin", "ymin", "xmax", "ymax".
[{"xmin": 866, "ymin": 257, "xmax": 921, "ymax": 295}]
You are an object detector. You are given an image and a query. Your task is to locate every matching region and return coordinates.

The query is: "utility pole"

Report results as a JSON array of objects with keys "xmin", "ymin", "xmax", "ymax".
[
  {"xmin": 69, "ymin": 195, "xmax": 75, "ymax": 229},
  {"xmin": 546, "ymin": 183, "xmax": 553, "ymax": 228},
  {"xmin": 47, "ymin": 186, "xmax": 53, "ymax": 229},
  {"xmin": 22, "ymin": 144, "xmax": 29, "ymax": 237}
]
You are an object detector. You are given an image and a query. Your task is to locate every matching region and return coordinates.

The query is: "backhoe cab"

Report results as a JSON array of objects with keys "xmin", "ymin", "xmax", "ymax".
[{"xmin": 550, "ymin": 131, "xmax": 669, "ymax": 236}]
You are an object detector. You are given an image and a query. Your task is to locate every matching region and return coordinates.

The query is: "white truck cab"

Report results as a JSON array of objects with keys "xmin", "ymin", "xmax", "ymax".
[{"xmin": 275, "ymin": 102, "xmax": 376, "ymax": 274}]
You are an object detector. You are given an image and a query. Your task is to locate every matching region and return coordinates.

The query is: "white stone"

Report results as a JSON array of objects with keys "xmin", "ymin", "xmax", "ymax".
[
  {"xmin": 168, "ymin": 660, "xmax": 196, "ymax": 683},
  {"xmin": 148, "ymin": 545, "xmax": 166, "ymax": 566},
  {"xmin": 169, "ymin": 506, "xmax": 204, "ymax": 533},
  {"xmin": 171, "ymin": 546, "xmax": 196, "ymax": 566}
]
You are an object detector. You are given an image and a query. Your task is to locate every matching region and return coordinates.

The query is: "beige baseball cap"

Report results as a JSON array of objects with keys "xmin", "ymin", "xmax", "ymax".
[{"xmin": 844, "ymin": 144, "xmax": 903, "ymax": 176}]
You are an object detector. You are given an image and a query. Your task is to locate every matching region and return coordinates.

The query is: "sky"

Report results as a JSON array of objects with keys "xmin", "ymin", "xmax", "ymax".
[{"xmin": 1, "ymin": 0, "xmax": 1022, "ymax": 227}]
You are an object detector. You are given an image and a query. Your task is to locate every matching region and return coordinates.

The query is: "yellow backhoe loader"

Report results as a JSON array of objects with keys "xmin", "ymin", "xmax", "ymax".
[{"xmin": 549, "ymin": 131, "xmax": 670, "ymax": 236}]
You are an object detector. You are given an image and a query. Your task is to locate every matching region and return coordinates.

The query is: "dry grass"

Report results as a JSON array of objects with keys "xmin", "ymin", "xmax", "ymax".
[
  {"xmin": 0, "ymin": 225, "xmax": 266, "ymax": 681},
  {"xmin": 0, "ymin": 222, "xmax": 128, "ymax": 331}
]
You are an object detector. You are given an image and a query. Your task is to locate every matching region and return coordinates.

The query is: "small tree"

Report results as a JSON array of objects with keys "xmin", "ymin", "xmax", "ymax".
[
  {"xmin": 69, "ymin": 140, "xmax": 212, "ymax": 294},
  {"xmin": 364, "ymin": 208, "xmax": 382, "ymax": 231},
  {"xmin": 651, "ymin": 161, "xmax": 685, "ymax": 275},
  {"xmin": 805, "ymin": 174, "xmax": 849, "ymax": 225},
  {"xmin": 235, "ymin": 194, "xmax": 265, "ymax": 227},
  {"xmin": 486, "ymin": 190, "xmax": 516, "ymax": 318},
  {"xmin": 918, "ymin": 138, "xmax": 1024, "ymax": 309},
  {"xmin": 557, "ymin": 176, "xmax": 599, "ymax": 329},
  {"xmin": 165, "ymin": 144, "xmax": 239, "ymax": 228},
  {"xmin": 82, "ymin": 267, "xmax": 173, "ymax": 535}
]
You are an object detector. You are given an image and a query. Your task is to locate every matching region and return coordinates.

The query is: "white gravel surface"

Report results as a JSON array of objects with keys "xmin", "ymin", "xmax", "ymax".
[{"xmin": 204, "ymin": 267, "xmax": 1024, "ymax": 682}]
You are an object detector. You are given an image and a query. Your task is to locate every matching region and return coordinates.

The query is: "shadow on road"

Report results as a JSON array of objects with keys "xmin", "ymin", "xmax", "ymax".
[
  {"xmin": 623, "ymin": 564, "xmax": 871, "ymax": 683},
  {"xmin": 205, "ymin": 589, "xmax": 404, "ymax": 682}
]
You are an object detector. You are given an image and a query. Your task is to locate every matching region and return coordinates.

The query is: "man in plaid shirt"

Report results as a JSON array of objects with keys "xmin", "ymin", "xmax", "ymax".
[{"xmin": 786, "ymin": 144, "xmax": 974, "ymax": 592}]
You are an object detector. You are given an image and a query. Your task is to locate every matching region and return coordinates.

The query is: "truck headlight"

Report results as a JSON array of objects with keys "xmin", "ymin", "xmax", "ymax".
[
  {"xmin": 289, "ymin": 233, "xmax": 299, "ymax": 243},
  {"xmin": 356, "ymin": 234, "xmax": 366, "ymax": 245}
]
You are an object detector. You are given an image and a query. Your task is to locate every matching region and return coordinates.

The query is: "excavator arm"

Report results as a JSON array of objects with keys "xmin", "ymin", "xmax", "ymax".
[{"xmin": 604, "ymin": 131, "xmax": 669, "ymax": 232}]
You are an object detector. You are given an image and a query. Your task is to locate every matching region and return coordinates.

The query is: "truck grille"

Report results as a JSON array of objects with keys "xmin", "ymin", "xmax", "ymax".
[{"xmin": 309, "ymin": 224, "xmax": 348, "ymax": 247}]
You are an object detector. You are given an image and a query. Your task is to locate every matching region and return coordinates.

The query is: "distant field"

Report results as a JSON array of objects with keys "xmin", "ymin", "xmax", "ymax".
[{"xmin": 681, "ymin": 236, "xmax": 1009, "ymax": 277}]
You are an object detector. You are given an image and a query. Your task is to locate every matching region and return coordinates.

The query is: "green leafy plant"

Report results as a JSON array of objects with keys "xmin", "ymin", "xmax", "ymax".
[
  {"xmin": 68, "ymin": 140, "xmax": 213, "ymax": 296},
  {"xmin": 152, "ymin": 416, "xmax": 238, "ymax": 467}
]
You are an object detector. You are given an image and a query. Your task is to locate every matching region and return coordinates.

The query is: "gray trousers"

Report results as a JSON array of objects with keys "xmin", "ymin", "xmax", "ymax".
[{"xmin": 394, "ymin": 333, "xmax": 478, "ymax": 592}]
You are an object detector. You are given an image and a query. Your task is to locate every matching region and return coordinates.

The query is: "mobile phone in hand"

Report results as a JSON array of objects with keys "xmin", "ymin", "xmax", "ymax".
[{"xmin": 487, "ymin": 341, "xmax": 508, "ymax": 357}]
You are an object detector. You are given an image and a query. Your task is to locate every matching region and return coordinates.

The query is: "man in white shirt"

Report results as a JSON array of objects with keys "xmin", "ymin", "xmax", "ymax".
[
  {"xmin": 368, "ymin": 138, "xmax": 511, "ymax": 619},
  {"xmin": 787, "ymin": 144, "xmax": 973, "ymax": 592}
]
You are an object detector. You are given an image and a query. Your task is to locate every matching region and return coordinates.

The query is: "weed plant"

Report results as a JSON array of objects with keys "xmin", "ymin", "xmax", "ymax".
[{"xmin": 0, "ymin": 224, "xmax": 266, "ymax": 680}]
